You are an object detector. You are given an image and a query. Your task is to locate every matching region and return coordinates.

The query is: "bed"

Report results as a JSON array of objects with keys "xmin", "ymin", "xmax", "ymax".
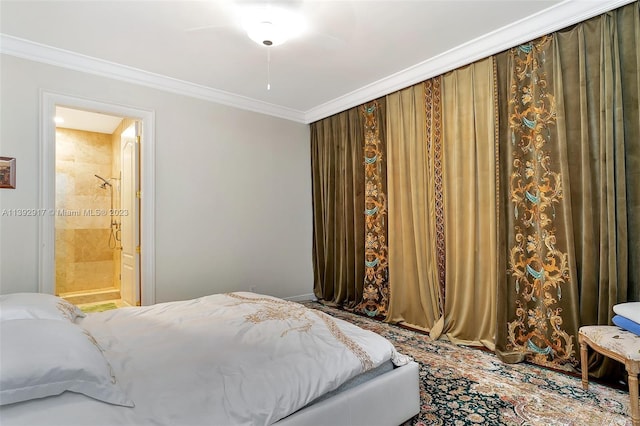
[{"xmin": 0, "ymin": 291, "xmax": 419, "ymax": 425}]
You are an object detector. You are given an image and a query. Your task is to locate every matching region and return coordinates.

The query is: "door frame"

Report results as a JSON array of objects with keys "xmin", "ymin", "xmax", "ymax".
[{"xmin": 39, "ymin": 91, "xmax": 156, "ymax": 306}]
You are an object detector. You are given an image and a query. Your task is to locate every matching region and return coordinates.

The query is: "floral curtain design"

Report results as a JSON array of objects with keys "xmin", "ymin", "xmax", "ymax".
[
  {"xmin": 503, "ymin": 36, "xmax": 577, "ymax": 368},
  {"xmin": 356, "ymin": 101, "xmax": 390, "ymax": 317}
]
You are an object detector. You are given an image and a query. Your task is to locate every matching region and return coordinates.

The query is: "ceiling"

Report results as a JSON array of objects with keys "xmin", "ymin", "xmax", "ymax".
[
  {"xmin": 55, "ymin": 106, "xmax": 124, "ymax": 134},
  {"xmin": 0, "ymin": 0, "xmax": 631, "ymax": 124}
]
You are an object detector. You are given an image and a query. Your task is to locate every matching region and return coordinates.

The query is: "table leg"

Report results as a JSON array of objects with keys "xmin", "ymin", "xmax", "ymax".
[
  {"xmin": 627, "ymin": 361, "xmax": 639, "ymax": 426},
  {"xmin": 579, "ymin": 335, "xmax": 589, "ymax": 390}
]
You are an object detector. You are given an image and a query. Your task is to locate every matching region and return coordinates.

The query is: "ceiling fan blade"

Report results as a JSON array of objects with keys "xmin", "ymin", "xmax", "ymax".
[
  {"xmin": 185, "ymin": 24, "xmax": 230, "ymax": 33},
  {"xmin": 297, "ymin": 0, "xmax": 355, "ymax": 48}
]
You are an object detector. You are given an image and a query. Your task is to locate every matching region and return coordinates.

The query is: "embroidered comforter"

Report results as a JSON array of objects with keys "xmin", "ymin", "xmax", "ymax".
[{"xmin": 0, "ymin": 292, "xmax": 408, "ymax": 425}]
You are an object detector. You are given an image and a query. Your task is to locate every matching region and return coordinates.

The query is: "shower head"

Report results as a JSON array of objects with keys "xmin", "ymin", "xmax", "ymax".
[{"xmin": 95, "ymin": 174, "xmax": 112, "ymax": 188}]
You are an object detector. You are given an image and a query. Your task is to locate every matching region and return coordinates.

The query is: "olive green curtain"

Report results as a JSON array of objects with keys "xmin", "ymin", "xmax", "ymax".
[
  {"xmin": 441, "ymin": 58, "xmax": 498, "ymax": 349},
  {"xmin": 386, "ymin": 83, "xmax": 443, "ymax": 335},
  {"xmin": 554, "ymin": 2, "xmax": 640, "ymax": 316},
  {"xmin": 310, "ymin": 108, "xmax": 366, "ymax": 308},
  {"xmin": 496, "ymin": 1, "xmax": 639, "ymax": 372},
  {"xmin": 554, "ymin": 3, "xmax": 640, "ymax": 376}
]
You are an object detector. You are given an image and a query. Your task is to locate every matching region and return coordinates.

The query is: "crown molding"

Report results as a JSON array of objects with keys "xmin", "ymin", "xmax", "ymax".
[
  {"xmin": 0, "ymin": 34, "xmax": 307, "ymax": 123},
  {"xmin": 1, "ymin": 0, "xmax": 633, "ymax": 125},
  {"xmin": 304, "ymin": 0, "xmax": 635, "ymax": 123}
]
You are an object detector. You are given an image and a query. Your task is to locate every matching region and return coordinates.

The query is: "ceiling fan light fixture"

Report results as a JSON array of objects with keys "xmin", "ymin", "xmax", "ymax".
[
  {"xmin": 247, "ymin": 21, "xmax": 287, "ymax": 46},
  {"xmin": 242, "ymin": 6, "xmax": 305, "ymax": 47}
]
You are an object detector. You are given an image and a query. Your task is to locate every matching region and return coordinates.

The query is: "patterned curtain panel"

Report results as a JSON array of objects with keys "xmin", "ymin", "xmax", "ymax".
[
  {"xmin": 495, "ymin": 35, "xmax": 581, "ymax": 370},
  {"xmin": 385, "ymin": 83, "xmax": 443, "ymax": 334},
  {"xmin": 425, "ymin": 78, "xmax": 447, "ymax": 312},
  {"xmin": 355, "ymin": 100, "xmax": 390, "ymax": 317},
  {"xmin": 310, "ymin": 100, "xmax": 389, "ymax": 315},
  {"xmin": 495, "ymin": 35, "xmax": 579, "ymax": 369},
  {"xmin": 440, "ymin": 58, "xmax": 498, "ymax": 349},
  {"xmin": 310, "ymin": 108, "xmax": 366, "ymax": 308},
  {"xmin": 495, "ymin": 1, "xmax": 640, "ymax": 372}
]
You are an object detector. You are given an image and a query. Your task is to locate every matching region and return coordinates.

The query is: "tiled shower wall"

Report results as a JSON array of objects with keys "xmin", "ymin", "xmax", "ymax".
[{"xmin": 55, "ymin": 128, "xmax": 116, "ymax": 295}]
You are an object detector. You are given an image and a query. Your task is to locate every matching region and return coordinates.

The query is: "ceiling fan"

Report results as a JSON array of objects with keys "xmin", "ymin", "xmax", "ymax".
[
  {"xmin": 184, "ymin": 1, "xmax": 352, "ymax": 90},
  {"xmin": 187, "ymin": 2, "xmax": 304, "ymax": 45},
  {"xmin": 186, "ymin": 1, "xmax": 351, "ymax": 48}
]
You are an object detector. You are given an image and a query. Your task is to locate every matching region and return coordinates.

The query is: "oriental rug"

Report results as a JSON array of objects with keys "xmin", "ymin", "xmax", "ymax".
[{"xmin": 303, "ymin": 302, "xmax": 632, "ymax": 426}]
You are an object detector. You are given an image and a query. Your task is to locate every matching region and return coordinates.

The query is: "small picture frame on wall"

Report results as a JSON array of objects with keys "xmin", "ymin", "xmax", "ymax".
[{"xmin": 0, "ymin": 157, "xmax": 16, "ymax": 189}]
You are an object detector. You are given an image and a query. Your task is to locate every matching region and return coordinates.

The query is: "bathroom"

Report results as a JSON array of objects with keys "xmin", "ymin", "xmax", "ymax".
[{"xmin": 54, "ymin": 107, "xmax": 139, "ymax": 309}]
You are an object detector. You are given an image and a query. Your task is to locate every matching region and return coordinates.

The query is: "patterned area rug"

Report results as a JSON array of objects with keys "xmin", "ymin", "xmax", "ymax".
[{"xmin": 303, "ymin": 302, "xmax": 632, "ymax": 426}]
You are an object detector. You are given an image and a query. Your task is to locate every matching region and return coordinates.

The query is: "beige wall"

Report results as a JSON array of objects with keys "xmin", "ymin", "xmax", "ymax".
[
  {"xmin": 0, "ymin": 54, "xmax": 313, "ymax": 302},
  {"xmin": 54, "ymin": 128, "xmax": 117, "ymax": 294}
]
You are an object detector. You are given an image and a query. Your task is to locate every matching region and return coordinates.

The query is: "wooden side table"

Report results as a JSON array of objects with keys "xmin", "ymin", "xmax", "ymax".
[{"xmin": 579, "ymin": 325, "xmax": 640, "ymax": 426}]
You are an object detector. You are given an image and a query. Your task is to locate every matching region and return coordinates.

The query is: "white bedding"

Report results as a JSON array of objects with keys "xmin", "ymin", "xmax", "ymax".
[{"xmin": 0, "ymin": 292, "xmax": 409, "ymax": 426}]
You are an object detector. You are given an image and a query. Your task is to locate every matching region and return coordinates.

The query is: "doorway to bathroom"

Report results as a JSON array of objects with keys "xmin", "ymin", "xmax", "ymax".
[
  {"xmin": 40, "ymin": 92, "xmax": 155, "ymax": 307},
  {"xmin": 53, "ymin": 107, "xmax": 140, "ymax": 308}
]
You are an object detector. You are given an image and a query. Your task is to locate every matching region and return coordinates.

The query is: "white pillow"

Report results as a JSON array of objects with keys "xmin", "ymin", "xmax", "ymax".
[
  {"xmin": 0, "ymin": 319, "xmax": 134, "ymax": 407},
  {"xmin": 0, "ymin": 292, "xmax": 85, "ymax": 322},
  {"xmin": 613, "ymin": 302, "xmax": 640, "ymax": 324}
]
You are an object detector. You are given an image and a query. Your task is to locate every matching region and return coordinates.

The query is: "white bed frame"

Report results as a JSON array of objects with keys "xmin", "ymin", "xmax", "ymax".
[{"xmin": 277, "ymin": 361, "xmax": 420, "ymax": 426}]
